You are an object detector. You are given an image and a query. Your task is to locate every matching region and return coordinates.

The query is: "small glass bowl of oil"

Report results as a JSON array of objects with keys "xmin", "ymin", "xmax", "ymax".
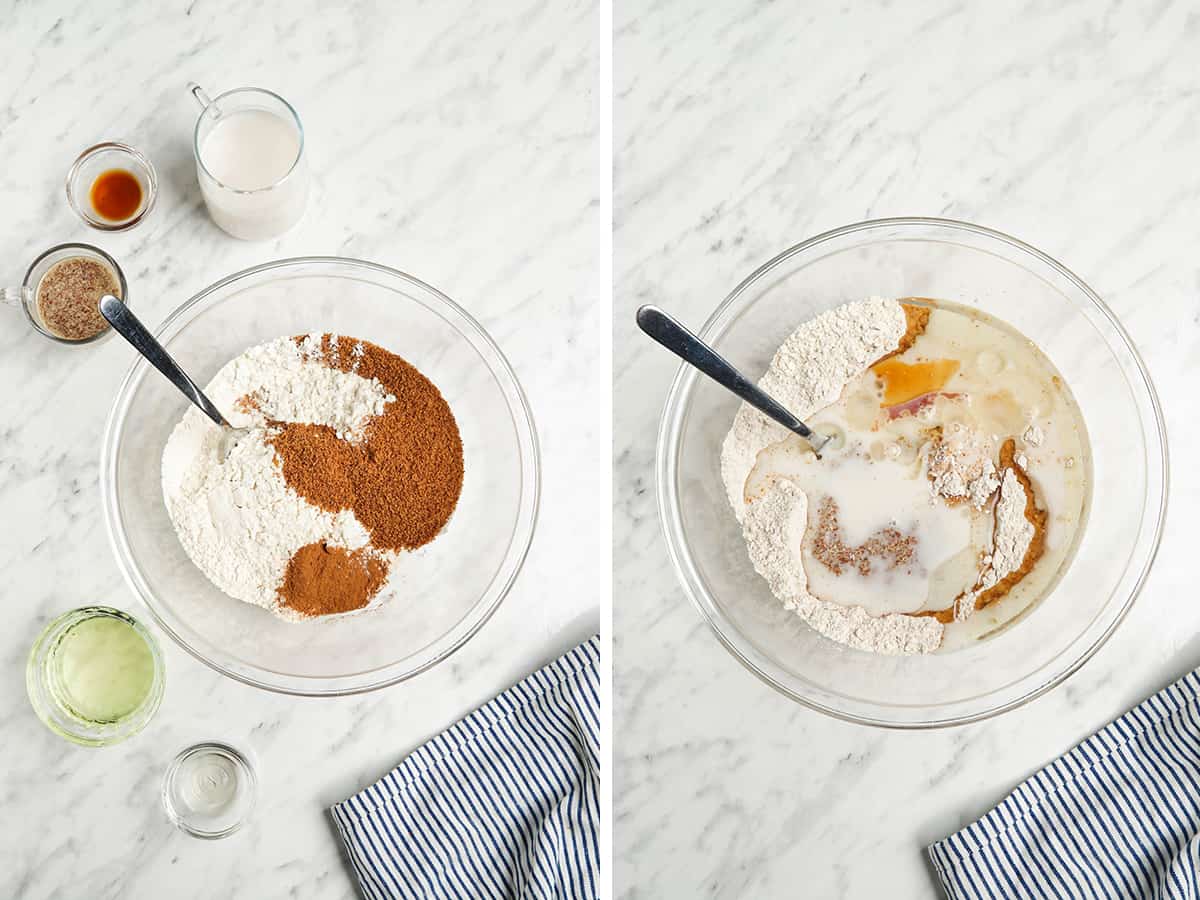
[
  {"xmin": 65, "ymin": 142, "xmax": 158, "ymax": 231},
  {"xmin": 26, "ymin": 606, "xmax": 165, "ymax": 747}
]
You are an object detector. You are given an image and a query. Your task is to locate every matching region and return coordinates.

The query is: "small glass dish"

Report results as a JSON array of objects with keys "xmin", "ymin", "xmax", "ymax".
[
  {"xmin": 66, "ymin": 142, "xmax": 158, "ymax": 231},
  {"xmin": 163, "ymin": 742, "xmax": 258, "ymax": 839},
  {"xmin": 3, "ymin": 242, "xmax": 129, "ymax": 346},
  {"xmin": 26, "ymin": 606, "xmax": 165, "ymax": 746}
]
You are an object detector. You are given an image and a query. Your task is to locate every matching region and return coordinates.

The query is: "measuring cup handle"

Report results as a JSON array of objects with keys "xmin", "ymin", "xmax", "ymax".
[
  {"xmin": 187, "ymin": 82, "xmax": 214, "ymax": 111},
  {"xmin": 1, "ymin": 286, "xmax": 28, "ymax": 308}
]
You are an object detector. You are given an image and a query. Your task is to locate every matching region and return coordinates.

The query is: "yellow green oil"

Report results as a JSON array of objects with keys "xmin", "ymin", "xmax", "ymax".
[{"xmin": 52, "ymin": 615, "xmax": 156, "ymax": 723}]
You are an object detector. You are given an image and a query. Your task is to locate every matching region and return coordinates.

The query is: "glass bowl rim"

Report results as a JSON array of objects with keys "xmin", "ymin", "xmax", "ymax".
[
  {"xmin": 101, "ymin": 255, "xmax": 541, "ymax": 696},
  {"xmin": 654, "ymin": 216, "xmax": 1170, "ymax": 729}
]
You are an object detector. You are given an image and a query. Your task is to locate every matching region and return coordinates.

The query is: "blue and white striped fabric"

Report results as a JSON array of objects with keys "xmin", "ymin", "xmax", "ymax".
[
  {"xmin": 331, "ymin": 636, "xmax": 600, "ymax": 900},
  {"xmin": 929, "ymin": 669, "xmax": 1200, "ymax": 899}
]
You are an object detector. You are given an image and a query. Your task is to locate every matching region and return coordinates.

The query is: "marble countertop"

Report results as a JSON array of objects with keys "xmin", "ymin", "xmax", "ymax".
[
  {"xmin": 615, "ymin": 1, "xmax": 1199, "ymax": 897},
  {"xmin": 0, "ymin": 2, "xmax": 599, "ymax": 898}
]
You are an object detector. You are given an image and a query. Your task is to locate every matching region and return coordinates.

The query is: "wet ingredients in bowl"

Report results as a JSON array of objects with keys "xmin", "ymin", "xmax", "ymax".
[
  {"xmin": 722, "ymin": 297, "xmax": 1091, "ymax": 655},
  {"xmin": 162, "ymin": 333, "xmax": 464, "ymax": 621}
]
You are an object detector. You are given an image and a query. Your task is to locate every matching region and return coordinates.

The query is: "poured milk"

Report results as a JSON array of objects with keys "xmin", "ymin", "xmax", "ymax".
[
  {"xmin": 201, "ymin": 109, "xmax": 299, "ymax": 190},
  {"xmin": 744, "ymin": 300, "xmax": 1090, "ymax": 646},
  {"xmin": 746, "ymin": 448, "xmax": 986, "ymax": 616}
]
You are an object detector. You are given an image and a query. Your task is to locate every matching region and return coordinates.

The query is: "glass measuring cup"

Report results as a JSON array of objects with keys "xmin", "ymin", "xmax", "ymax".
[
  {"xmin": 190, "ymin": 83, "xmax": 310, "ymax": 241},
  {"xmin": 1, "ymin": 243, "xmax": 129, "ymax": 345}
]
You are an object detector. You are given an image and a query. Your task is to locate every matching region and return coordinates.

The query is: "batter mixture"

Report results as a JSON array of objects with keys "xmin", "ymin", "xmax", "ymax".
[{"xmin": 721, "ymin": 297, "xmax": 1090, "ymax": 654}]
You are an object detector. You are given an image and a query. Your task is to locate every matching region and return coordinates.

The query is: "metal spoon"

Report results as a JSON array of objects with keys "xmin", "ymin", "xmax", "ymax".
[
  {"xmin": 99, "ymin": 294, "xmax": 250, "ymax": 456},
  {"xmin": 636, "ymin": 304, "xmax": 831, "ymax": 456}
]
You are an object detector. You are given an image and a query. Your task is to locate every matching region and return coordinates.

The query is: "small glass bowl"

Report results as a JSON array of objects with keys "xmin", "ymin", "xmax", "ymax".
[
  {"xmin": 26, "ymin": 606, "xmax": 165, "ymax": 746},
  {"xmin": 163, "ymin": 742, "xmax": 258, "ymax": 839},
  {"xmin": 17, "ymin": 242, "xmax": 129, "ymax": 346},
  {"xmin": 66, "ymin": 142, "xmax": 158, "ymax": 231}
]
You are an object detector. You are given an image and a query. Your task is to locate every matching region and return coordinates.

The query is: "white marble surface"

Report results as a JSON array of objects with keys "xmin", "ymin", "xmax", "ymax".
[
  {"xmin": 0, "ymin": 2, "xmax": 600, "ymax": 898},
  {"xmin": 615, "ymin": 1, "xmax": 1199, "ymax": 896}
]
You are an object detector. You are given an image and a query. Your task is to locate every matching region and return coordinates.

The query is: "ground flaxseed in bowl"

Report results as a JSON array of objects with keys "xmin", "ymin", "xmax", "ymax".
[
  {"xmin": 35, "ymin": 255, "xmax": 120, "ymax": 341},
  {"xmin": 161, "ymin": 332, "xmax": 464, "ymax": 621}
]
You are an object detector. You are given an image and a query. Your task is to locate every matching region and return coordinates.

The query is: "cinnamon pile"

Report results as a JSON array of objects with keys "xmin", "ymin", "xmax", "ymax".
[
  {"xmin": 272, "ymin": 334, "xmax": 464, "ymax": 617},
  {"xmin": 280, "ymin": 542, "xmax": 388, "ymax": 617}
]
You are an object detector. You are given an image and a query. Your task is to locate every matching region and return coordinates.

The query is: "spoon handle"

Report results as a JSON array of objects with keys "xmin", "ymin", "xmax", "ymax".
[
  {"xmin": 99, "ymin": 295, "xmax": 231, "ymax": 429},
  {"xmin": 636, "ymin": 304, "xmax": 820, "ymax": 443}
]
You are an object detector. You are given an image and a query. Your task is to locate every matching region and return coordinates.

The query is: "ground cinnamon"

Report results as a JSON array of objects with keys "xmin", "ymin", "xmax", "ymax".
[
  {"xmin": 278, "ymin": 542, "xmax": 388, "ymax": 616},
  {"xmin": 270, "ymin": 334, "xmax": 464, "ymax": 617}
]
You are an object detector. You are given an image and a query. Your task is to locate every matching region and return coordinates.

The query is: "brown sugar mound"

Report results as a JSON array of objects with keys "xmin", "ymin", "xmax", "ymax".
[
  {"xmin": 270, "ymin": 335, "xmax": 464, "ymax": 553},
  {"xmin": 874, "ymin": 300, "xmax": 931, "ymax": 364},
  {"xmin": 279, "ymin": 542, "xmax": 388, "ymax": 616}
]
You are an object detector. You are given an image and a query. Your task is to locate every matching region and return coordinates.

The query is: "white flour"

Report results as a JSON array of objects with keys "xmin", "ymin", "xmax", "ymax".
[
  {"xmin": 925, "ymin": 425, "xmax": 1000, "ymax": 509},
  {"xmin": 161, "ymin": 335, "xmax": 394, "ymax": 620}
]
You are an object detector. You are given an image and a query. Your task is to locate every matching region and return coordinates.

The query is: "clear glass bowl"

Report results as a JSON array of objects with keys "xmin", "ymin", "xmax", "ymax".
[
  {"xmin": 18, "ymin": 242, "xmax": 128, "ymax": 346},
  {"xmin": 102, "ymin": 257, "xmax": 539, "ymax": 695},
  {"xmin": 657, "ymin": 218, "xmax": 1168, "ymax": 728}
]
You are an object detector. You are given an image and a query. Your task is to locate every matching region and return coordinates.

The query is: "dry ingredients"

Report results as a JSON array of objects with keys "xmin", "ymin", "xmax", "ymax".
[
  {"xmin": 162, "ymin": 333, "xmax": 463, "ymax": 621},
  {"xmin": 35, "ymin": 256, "xmax": 118, "ymax": 340}
]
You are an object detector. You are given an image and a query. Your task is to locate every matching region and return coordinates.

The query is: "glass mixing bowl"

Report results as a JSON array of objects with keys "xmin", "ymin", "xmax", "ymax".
[
  {"xmin": 102, "ymin": 257, "xmax": 539, "ymax": 695},
  {"xmin": 657, "ymin": 218, "xmax": 1167, "ymax": 727}
]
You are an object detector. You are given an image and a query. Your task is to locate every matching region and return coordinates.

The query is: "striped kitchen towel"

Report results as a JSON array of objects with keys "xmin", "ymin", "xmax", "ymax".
[
  {"xmin": 929, "ymin": 669, "xmax": 1200, "ymax": 899},
  {"xmin": 331, "ymin": 636, "xmax": 601, "ymax": 900}
]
